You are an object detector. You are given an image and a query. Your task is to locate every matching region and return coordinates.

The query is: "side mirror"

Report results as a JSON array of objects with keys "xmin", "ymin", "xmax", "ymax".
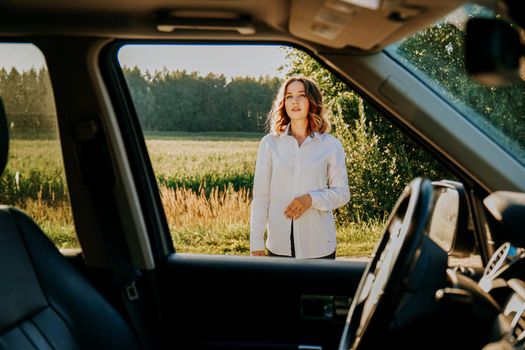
[
  {"xmin": 428, "ymin": 180, "xmax": 476, "ymax": 258},
  {"xmin": 465, "ymin": 17, "xmax": 524, "ymax": 86}
]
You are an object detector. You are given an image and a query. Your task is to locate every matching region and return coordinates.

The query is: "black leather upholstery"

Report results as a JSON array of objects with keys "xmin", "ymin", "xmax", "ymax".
[
  {"xmin": 0, "ymin": 208, "xmax": 140, "ymax": 349},
  {"xmin": 0, "ymin": 105, "xmax": 140, "ymax": 349}
]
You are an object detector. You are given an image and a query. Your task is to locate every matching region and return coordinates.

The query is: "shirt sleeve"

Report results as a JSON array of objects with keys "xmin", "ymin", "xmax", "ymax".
[
  {"xmin": 308, "ymin": 140, "xmax": 350, "ymax": 212},
  {"xmin": 250, "ymin": 137, "xmax": 272, "ymax": 252}
]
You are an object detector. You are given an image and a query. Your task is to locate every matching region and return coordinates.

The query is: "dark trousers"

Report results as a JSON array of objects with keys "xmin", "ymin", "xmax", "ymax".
[{"xmin": 267, "ymin": 221, "xmax": 336, "ymax": 259}]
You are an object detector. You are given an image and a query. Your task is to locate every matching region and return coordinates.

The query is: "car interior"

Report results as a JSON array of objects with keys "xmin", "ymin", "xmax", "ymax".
[
  {"xmin": 0, "ymin": 0, "xmax": 524, "ymax": 349},
  {"xmin": 0, "ymin": 101, "xmax": 140, "ymax": 349}
]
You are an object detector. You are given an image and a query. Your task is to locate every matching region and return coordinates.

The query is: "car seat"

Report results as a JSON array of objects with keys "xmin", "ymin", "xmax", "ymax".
[{"xmin": 0, "ymin": 100, "xmax": 140, "ymax": 349}]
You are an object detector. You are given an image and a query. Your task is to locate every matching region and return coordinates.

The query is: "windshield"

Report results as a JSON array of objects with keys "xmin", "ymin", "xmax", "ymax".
[{"xmin": 385, "ymin": 4, "xmax": 525, "ymax": 166}]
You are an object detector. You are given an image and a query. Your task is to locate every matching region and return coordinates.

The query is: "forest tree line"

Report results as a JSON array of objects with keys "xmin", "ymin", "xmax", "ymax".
[
  {"xmin": 0, "ymin": 66, "xmax": 281, "ymax": 133},
  {"xmin": 0, "ymin": 67, "xmax": 56, "ymax": 132},
  {"xmin": 124, "ymin": 68, "xmax": 281, "ymax": 132}
]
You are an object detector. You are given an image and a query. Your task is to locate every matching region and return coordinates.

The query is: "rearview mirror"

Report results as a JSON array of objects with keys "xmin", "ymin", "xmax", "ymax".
[{"xmin": 465, "ymin": 17, "xmax": 524, "ymax": 86}]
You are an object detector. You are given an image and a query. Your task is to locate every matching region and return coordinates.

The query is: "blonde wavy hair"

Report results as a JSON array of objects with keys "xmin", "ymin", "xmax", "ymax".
[{"xmin": 267, "ymin": 76, "xmax": 331, "ymax": 135}]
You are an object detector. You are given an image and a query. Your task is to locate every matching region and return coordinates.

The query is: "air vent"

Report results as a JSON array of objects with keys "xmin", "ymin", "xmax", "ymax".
[
  {"xmin": 483, "ymin": 242, "xmax": 512, "ymax": 279},
  {"xmin": 479, "ymin": 242, "xmax": 517, "ymax": 292},
  {"xmin": 513, "ymin": 316, "xmax": 525, "ymax": 343}
]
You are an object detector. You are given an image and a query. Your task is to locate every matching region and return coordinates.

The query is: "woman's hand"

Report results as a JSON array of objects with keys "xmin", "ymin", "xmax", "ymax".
[
  {"xmin": 284, "ymin": 194, "xmax": 312, "ymax": 220},
  {"xmin": 251, "ymin": 250, "xmax": 266, "ymax": 256}
]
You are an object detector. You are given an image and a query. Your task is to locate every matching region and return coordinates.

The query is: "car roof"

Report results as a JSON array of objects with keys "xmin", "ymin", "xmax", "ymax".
[{"xmin": 1, "ymin": 0, "xmax": 467, "ymax": 51}]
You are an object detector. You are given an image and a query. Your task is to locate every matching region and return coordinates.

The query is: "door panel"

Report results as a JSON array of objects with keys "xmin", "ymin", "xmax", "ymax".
[{"xmin": 160, "ymin": 254, "xmax": 367, "ymax": 349}]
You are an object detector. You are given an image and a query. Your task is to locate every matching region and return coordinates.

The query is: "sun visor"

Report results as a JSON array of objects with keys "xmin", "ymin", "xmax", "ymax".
[{"xmin": 289, "ymin": 0, "xmax": 465, "ymax": 50}]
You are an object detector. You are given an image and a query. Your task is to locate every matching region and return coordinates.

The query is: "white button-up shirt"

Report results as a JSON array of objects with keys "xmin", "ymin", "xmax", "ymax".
[{"xmin": 250, "ymin": 127, "xmax": 350, "ymax": 258}]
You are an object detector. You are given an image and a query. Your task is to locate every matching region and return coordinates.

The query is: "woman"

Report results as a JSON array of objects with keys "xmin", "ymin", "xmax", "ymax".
[{"xmin": 250, "ymin": 76, "xmax": 350, "ymax": 259}]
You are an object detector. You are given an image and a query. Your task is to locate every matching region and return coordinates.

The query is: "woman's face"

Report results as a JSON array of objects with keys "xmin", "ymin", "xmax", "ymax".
[{"xmin": 284, "ymin": 81, "xmax": 309, "ymax": 122}]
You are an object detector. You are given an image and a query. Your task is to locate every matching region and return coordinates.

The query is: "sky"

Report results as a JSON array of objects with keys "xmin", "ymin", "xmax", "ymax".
[
  {"xmin": 0, "ymin": 44, "xmax": 47, "ymax": 71},
  {"xmin": 0, "ymin": 43, "xmax": 290, "ymax": 79},
  {"xmin": 118, "ymin": 45, "xmax": 289, "ymax": 79}
]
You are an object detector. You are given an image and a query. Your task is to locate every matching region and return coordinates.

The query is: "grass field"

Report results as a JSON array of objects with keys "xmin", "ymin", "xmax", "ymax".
[
  {"xmin": 1, "ymin": 132, "xmax": 383, "ymax": 258},
  {"xmin": 148, "ymin": 139, "xmax": 258, "ymax": 175}
]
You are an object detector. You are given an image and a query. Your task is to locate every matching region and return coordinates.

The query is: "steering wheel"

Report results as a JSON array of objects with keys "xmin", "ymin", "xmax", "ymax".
[{"xmin": 339, "ymin": 177, "xmax": 434, "ymax": 350}]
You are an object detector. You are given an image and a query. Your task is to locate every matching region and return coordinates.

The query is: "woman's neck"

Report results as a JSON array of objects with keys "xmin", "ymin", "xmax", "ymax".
[
  {"xmin": 290, "ymin": 120, "xmax": 309, "ymax": 147},
  {"xmin": 290, "ymin": 120, "xmax": 309, "ymax": 139}
]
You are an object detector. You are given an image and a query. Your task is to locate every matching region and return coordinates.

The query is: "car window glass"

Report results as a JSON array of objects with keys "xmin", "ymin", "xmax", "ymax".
[
  {"xmin": 385, "ymin": 4, "xmax": 525, "ymax": 166},
  {"xmin": 118, "ymin": 44, "xmax": 453, "ymax": 259},
  {"xmin": 0, "ymin": 43, "xmax": 77, "ymax": 252}
]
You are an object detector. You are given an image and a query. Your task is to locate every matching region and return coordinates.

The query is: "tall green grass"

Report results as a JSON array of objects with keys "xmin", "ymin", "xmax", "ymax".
[
  {"xmin": 162, "ymin": 185, "xmax": 383, "ymax": 257},
  {"xmin": 1, "ymin": 137, "xmax": 76, "ymax": 248},
  {"xmin": 3, "ymin": 138, "xmax": 67, "ymax": 202}
]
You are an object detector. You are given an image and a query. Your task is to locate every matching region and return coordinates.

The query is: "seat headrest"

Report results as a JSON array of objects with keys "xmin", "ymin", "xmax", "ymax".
[{"xmin": 0, "ymin": 99, "xmax": 8, "ymax": 176}]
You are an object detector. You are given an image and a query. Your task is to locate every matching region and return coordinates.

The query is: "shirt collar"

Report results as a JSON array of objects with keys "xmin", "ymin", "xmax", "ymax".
[{"xmin": 283, "ymin": 124, "xmax": 320, "ymax": 140}]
